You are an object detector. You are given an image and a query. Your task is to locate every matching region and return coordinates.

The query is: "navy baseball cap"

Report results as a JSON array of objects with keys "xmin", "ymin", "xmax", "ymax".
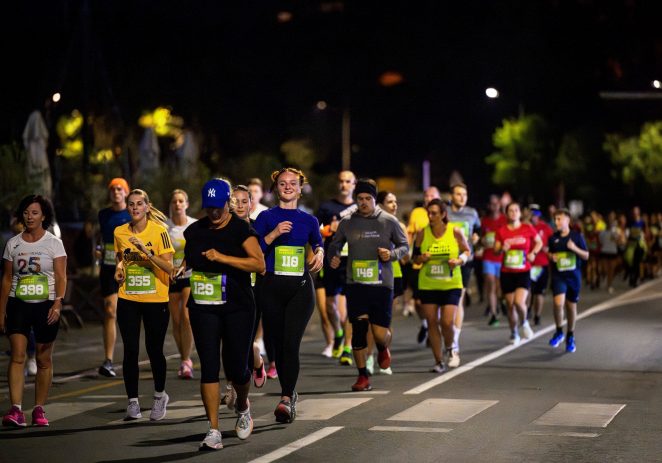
[
  {"xmin": 201, "ymin": 179, "xmax": 231, "ymax": 209},
  {"xmin": 529, "ymin": 203, "xmax": 542, "ymax": 217}
]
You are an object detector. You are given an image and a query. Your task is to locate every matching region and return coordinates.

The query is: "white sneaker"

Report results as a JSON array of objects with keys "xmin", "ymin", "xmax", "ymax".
[
  {"xmin": 447, "ymin": 350, "xmax": 461, "ymax": 368},
  {"xmin": 26, "ymin": 357, "xmax": 37, "ymax": 376},
  {"xmin": 125, "ymin": 401, "xmax": 142, "ymax": 420},
  {"xmin": 149, "ymin": 392, "xmax": 169, "ymax": 421},
  {"xmin": 521, "ymin": 322, "xmax": 534, "ymax": 340},
  {"xmin": 365, "ymin": 355, "xmax": 375, "ymax": 375},
  {"xmin": 235, "ymin": 401, "xmax": 253, "ymax": 440},
  {"xmin": 509, "ymin": 333, "xmax": 521, "ymax": 345},
  {"xmin": 430, "ymin": 362, "xmax": 446, "ymax": 374},
  {"xmin": 321, "ymin": 344, "xmax": 333, "ymax": 358},
  {"xmin": 200, "ymin": 428, "xmax": 223, "ymax": 450},
  {"xmin": 379, "ymin": 366, "xmax": 393, "ymax": 375},
  {"xmin": 224, "ymin": 384, "xmax": 237, "ymax": 411}
]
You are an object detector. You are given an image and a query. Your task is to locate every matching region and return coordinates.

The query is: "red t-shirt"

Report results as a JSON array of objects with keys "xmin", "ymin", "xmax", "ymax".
[
  {"xmin": 495, "ymin": 223, "xmax": 538, "ymax": 273},
  {"xmin": 532, "ymin": 221, "xmax": 554, "ymax": 266},
  {"xmin": 481, "ymin": 214, "xmax": 507, "ymax": 263}
]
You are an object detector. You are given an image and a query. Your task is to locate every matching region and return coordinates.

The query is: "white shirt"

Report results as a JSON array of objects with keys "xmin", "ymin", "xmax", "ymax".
[
  {"xmin": 167, "ymin": 216, "xmax": 197, "ymax": 278},
  {"xmin": 249, "ymin": 203, "xmax": 269, "ymax": 221}
]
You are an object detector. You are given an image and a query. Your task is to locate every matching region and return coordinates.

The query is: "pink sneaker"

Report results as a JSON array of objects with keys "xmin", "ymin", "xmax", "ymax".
[
  {"xmin": 2, "ymin": 406, "xmax": 26, "ymax": 427},
  {"xmin": 178, "ymin": 359, "xmax": 193, "ymax": 379},
  {"xmin": 253, "ymin": 361, "xmax": 267, "ymax": 388},
  {"xmin": 266, "ymin": 365, "xmax": 278, "ymax": 379},
  {"xmin": 32, "ymin": 405, "xmax": 49, "ymax": 427}
]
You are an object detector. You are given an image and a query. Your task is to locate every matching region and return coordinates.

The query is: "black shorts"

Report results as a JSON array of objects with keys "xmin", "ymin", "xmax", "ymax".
[
  {"xmin": 408, "ymin": 267, "xmax": 421, "ymax": 299},
  {"xmin": 99, "ymin": 265, "xmax": 119, "ymax": 297},
  {"xmin": 460, "ymin": 262, "xmax": 473, "ymax": 289},
  {"xmin": 322, "ymin": 262, "xmax": 347, "ymax": 296},
  {"xmin": 393, "ymin": 277, "xmax": 404, "ymax": 298},
  {"xmin": 5, "ymin": 298, "xmax": 59, "ymax": 343},
  {"xmin": 169, "ymin": 277, "xmax": 190, "ymax": 293},
  {"xmin": 418, "ymin": 289, "xmax": 462, "ymax": 306},
  {"xmin": 313, "ymin": 270, "xmax": 324, "ymax": 290},
  {"xmin": 530, "ymin": 266, "xmax": 549, "ymax": 295},
  {"xmin": 345, "ymin": 284, "xmax": 393, "ymax": 328},
  {"xmin": 500, "ymin": 272, "xmax": 531, "ymax": 294}
]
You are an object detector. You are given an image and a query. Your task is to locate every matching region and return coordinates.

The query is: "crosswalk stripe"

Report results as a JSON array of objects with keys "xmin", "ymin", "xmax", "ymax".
[
  {"xmin": 370, "ymin": 425, "xmax": 452, "ymax": 433},
  {"xmin": 256, "ymin": 397, "xmax": 373, "ymax": 421},
  {"xmin": 533, "ymin": 402, "xmax": 626, "ymax": 428},
  {"xmin": 387, "ymin": 399, "xmax": 498, "ymax": 423},
  {"xmin": 522, "ymin": 430, "xmax": 600, "ymax": 438}
]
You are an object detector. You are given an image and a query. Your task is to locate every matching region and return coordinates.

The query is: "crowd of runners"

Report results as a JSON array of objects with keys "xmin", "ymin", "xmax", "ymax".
[{"xmin": 1, "ymin": 170, "xmax": 659, "ymax": 450}]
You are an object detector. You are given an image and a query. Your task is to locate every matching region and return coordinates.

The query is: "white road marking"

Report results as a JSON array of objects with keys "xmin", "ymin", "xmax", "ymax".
[
  {"xmin": 522, "ymin": 430, "xmax": 600, "ymax": 438},
  {"xmin": 404, "ymin": 280, "xmax": 662, "ymax": 394},
  {"xmin": 533, "ymin": 402, "xmax": 626, "ymax": 428},
  {"xmin": 256, "ymin": 397, "xmax": 372, "ymax": 421},
  {"xmin": 81, "ymin": 395, "xmax": 126, "ymax": 399},
  {"xmin": 370, "ymin": 425, "xmax": 452, "ymax": 433},
  {"xmin": 247, "ymin": 426, "xmax": 344, "ymax": 463},
  {"xmin": 387, "ymin": 398, "xmax": 498, "ymax": 423}
]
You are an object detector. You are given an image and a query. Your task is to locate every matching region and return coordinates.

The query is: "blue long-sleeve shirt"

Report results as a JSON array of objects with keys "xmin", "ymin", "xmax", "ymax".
[{"xmin": 253, "ymin": 207, "xmax": 324, "ymax": 274}]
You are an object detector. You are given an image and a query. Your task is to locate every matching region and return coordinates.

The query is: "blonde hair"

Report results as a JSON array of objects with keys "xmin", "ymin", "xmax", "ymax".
[
  {"xmin": 169, "ymin": 189, "xmax": 189, "ymax": 217},
  {"xmin": 270, "ymin": 167, "xmax": 308, "ymax": 198},
  {"xmin": 128, "ymin": 189, "xmax": 168, "ymax": 227}
]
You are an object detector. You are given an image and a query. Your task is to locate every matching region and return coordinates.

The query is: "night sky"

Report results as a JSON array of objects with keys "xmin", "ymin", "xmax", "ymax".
[{"xmin": 4, "ymin": 0, "xmax": 662, "ymax": 198}]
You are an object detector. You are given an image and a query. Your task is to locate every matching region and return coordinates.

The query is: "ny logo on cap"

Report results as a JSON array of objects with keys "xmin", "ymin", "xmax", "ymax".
[{"xmin": 208, "ymin": 188, "xmax": 216, "ymax": 198}]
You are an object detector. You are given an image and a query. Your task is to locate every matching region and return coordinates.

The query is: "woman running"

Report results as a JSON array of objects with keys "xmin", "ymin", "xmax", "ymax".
[
  {"xmin": 253, "ymin": 167, "xmax": 324, "ymax": 423},
  {"xmin": 167, "ymin": 189, "xmax": 197, "ymax": 379},
  {"xmin": 113, "ymin": 189, "xmax": 174, "ymax": 421},
  {"xmin": 413, "ymin": 198, "xmax": 470, "ymax": 372},
  {"xmin": 1, "ymin": 195, "xmax": 67, "ymax": 427},
  {"xmin": 185, "ymin": 179, "xmax": 265, "ymax": 450},
  {"xmin": 494, "ymin": 202, "xmax": 542, "ymax": 345}
]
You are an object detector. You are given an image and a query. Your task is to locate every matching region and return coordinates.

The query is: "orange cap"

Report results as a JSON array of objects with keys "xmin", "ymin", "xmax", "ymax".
[{"xmin": 108, "ymin": 177, "xmax": 129, "ymax": 193}]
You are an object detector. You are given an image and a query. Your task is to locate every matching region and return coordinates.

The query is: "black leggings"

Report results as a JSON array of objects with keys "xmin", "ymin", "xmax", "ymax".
[
  {"xmin": 189, "ymin": 303, "xmax": 255, "ymax": 385},
  {"xmin": 260, "ymin": 272, "xmax": 315, "ymax": 398},
  {"xmin": 248, "ymin": 279, "xmax": 276, "ymax": 369},
  {"xmin": 116, "ymin": 299, "xmax": 170, "ymax": 398}
]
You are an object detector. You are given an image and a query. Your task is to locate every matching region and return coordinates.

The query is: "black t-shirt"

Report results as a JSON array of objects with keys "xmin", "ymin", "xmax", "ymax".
[{"xmin": 184, "ymin": 213, "xmax": 258, "ymax": 308}]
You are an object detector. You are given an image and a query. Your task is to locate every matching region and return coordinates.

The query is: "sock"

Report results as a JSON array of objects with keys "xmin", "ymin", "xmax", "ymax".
[
  {"xmin": 567, "ymin": 330, "xmax": 574, "ymax": 338},
  {"xmin": 12, "ymin": 404, "xmax": 21, "ymax": 411},
  {"xmin": 358, "ymin": 367, "xmax": 368, "ymax": 377},
  {"xmin": 128, "ymin": 398, "xmax": 139, "ymax": 404},
  {"xmin": 343, "ymin": 345, "xmax": 352, "ymax": 354},
  {"xmin": 453, "ymin": 329, "xmax": 461, "ymax": 350},
  {"xmin": 421, "ymin": 319, "xmax": 428, "ymax": 329},
  {"xmin": 555, "ymin": 327, "xmax": 563, "ymax": 336},
  {"xmin": 521, "ymin": 320, "xmax": 530, "ymax": 328},
  {"xmin": 154, "ymin": 391, "xmax": 165, "ymax": 399}
]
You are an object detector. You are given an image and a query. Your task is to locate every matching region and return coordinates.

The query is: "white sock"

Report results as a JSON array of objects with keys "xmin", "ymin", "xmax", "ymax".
[
  {"xmin": 453, "ymin": 329, "xmax": 461, "ymax": 351},
  {"xmin": 154, "ymin": 391, "xmax": 165, "ymax": 398},
  {"xmin": 128, "ymin": 398, "xmax": 139, "ymax": 404},
  {"xmin": 12, "ymin": 404, "xmax": 22, "ymax": 411},
  {"xmin": 421, "ymin": 319, "xmax": 428, "ymax": 329}
]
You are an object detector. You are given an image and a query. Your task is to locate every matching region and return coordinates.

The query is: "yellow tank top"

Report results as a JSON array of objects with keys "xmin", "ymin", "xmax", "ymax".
[{"xmin": 418, "ymin": 224, "xmax": 463, "ymax": 291}]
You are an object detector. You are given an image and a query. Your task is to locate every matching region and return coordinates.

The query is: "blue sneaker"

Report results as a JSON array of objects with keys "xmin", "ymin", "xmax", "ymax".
[
  {"xmin": 566, "ymin": 335, "xmax": 576, "ymax": 353},
  {"xmin": 549, "ymin": 331, "xmax": 565, "ymax": 348}
]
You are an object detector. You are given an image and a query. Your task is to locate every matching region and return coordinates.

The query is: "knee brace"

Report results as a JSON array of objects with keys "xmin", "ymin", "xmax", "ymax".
[{"xmin": 351, "ymin": 318, "xmax": 370, "ymax": 350}]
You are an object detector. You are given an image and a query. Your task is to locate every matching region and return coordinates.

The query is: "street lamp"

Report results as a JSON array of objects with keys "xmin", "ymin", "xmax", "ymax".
[
  {"xmin": 315, "ymin": 100, "xmax": 351, "ymax": 171},
  {"xmin": 485, "ymin": 87, "xmax": 499, "ymax": 99}
]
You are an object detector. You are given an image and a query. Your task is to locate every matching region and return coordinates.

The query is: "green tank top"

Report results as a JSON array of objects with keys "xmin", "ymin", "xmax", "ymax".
[{"xmin": 418, "ymin": 224, "xmax": 463, "ymax": 291}]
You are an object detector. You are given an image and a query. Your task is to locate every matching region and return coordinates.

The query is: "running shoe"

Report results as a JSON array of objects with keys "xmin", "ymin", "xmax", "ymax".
[
  {"xmin": 274, "ymin": 392, "xmax": 298, "ymax": 423},
  {"xmin": 339, "ymin": 350, "xmax": 353, "ymax": 366},
  {"xmin": 447, "ymin": 349, "xmax": 460, "ymax": 368},
  {"xmin": 321, "ymin": 344, "xmax": 333, "ymax": 358},
  {"xmin": 26, "ymin": 357, "xmax": 37, "ymax": 376},
  {"xmin": 224, "ymin": 384, "xmax": 237, "ymax": 411},
  {"xmin": 253, "ymin": 361, "xmax": 267, "ymax": 388},
  {"xmin": 377, "ymin": 347, "xmax": 391, "ymax": 369},
  {"xmin": 178, "ymin": 359, "xmax": 193, "ymax": 379},
  {"xmin": 266, "ymin": 365, "xmax": 278, "ymax": 379},
  {"xmin": 417, "ymin": 325, "xmax": 428, "ymax": 345},
  {"xmin": 509, "ymin": 333, "xmax": 521, "ymax": 346},
  {"xmin": 98, "ymin": 359, "xmax": 116, "ymax": 378},
  {"xmin": 430, "ymin": 362, "xmax": 446, "ymax": 374},
  {"xmin": 566, "ymin": 335, "xmax": 577, "ymax": 353},
  {"xmin": 378, "ymin": 366, "xmax": 393, "ymax": 375},
  {"xmin": 549, "ymin": 331, "xmax": 565, "ymax": 348},
  {"xmin": 235, "ymin": 401, "xmax": 253, "ymax": 440},
  {"xmin": 31, "ymin": 405, "xmax": 49, "ymax": 427},
  {"xmin": 125, "ymin": 401, "xmax": 142, "ymax": 421},
  {"xmin": 149, "ymin": 392, "xmax": 169, "ymax": 421},
  {"xmin": 2, "ymin": 406, "xmax": 26, "ymax": 427},
  {"xmin": 200, "ymin": 428, "xmax": 223, "ymax": 450},
  {"xmin": 366, "ymin": 355, "xmax": 375, "ymax": 376},
  {"xmin": 521, "ymin": 322, "xmax": 534, "ymax": 340},
  {"xmin": 351, "ymin": 375, "xmax": 372, "ymax": 391},
  {"xmin": 331, "ymin": 334, "xmax": 345, "ymax": 358},
  {"xmin": 487, "ymin": 315, "xmax": 500, "ymax": 327}
]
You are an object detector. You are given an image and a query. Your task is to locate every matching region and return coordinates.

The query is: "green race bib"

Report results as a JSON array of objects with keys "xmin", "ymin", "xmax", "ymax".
[
  {"xmin": 340, "ymin": 242, "xmax": 349, "ymax": 257},
  {"xmin": 504, "ymin": 249, "xmax": 526, "ymax": 270},
  {"xmin": 250, "ymin": 272, "xmax": 256, "ymax": 287},
  {"xmin": 352, "ymin": 259, "xmax": 381, "ymax": 284},
  {"xmin": 274, "ymin": 246, "xmax": 305, "ymax": 276},
  {"xmin": 103, "ymin": 243, "xmax": 116, "ymax": 265},
  {"xmin": 125, "ymin": 265, "xmax": 157, "ymax": 294},
  {"xmin": 555, "ymin": 252, "xmax": 577, "ymax": 271},
  {"xmin": 16, "ymin": 274, "xmax": 49, "ymax": 302},
  {"xmin": 484, "ymin": 231, "xmax": 495, "ymax": 248},
  {"xmin": 190, "ymin": 271, "xmax": 226, "ymax": 305},
  {"xmin": 173, "ymin": 249, "xmax": 185, "ymax": 268},
  {"xmin": 530, "ymin": 265, "xmax": 543, "ymax": 282},
  {"xmin": 424, "ymin": 257, "xmax": 452, "ymax": 281}
]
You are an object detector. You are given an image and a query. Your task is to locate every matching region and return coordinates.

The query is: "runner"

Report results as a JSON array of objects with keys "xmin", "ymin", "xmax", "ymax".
[
  {"xmin": 113, "ymin": 189, "xmax": 174, "ymax": 421},
  {"xmin": 494, "ymin": 202, "xmax": 542, "ymax": 345},
  {"xmin": 413, "ymin": 198, "xmax": 470, "ymax": 372},
  {"xmin": 184, "ymin": 179, "xmax": 265, "ymax": 449},
  {"xmin": 481, "ymin": 195, "xmax": 507, "ymax": 326},
  {"xmin": 317, "ymin": 171, "xmax": 357, "ymax": 365},
  {"xmin": 528, "ymin": 204, "xmax": 553, "ymax": 326},
  {"xmin": 547, "ymin": 208, "xmax": 589, "ymax": 353},
  {"xmin": 446, "ymin": 183, "xmax": 480, "ymax": 367},
  {"xmin": 599, "ymin": 211, "xmax": 621, "ymax": 294},
  {"xmin": 97, "ymin": 178, "xmax": 132, "ymax": 377},
  {"xmin": 1, "ymin": 195, "xmax": 67, "ymax": 427},
  {"xmin": 328, "ymin": 179, "xmax": 409, "ymax": 391},
  {"xmin": 166, "ymin": 189, "xmax": 197, "ymax": 379},
  {"xmin": 247, "ymin": 178, "xmax": 269, "ymax": 220},
  {"xmin": 253, "ymin": 167, "xmax": 324, "ymax": 422}
]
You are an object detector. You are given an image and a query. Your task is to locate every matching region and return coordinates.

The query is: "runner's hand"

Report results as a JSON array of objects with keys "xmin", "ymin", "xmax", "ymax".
[
  {"xmin": 272, "ymin": 221, "xmax": 293, "ymax": 237},
  {"xmin": 329, "ymin": 216, "xmax": 339, "ymax": 233},
  {"xmin": 330, "ymin": 255, "xmax": 341, "ymax": 269},
  {"xmin": 418, "ymin": 252, "xmax": 431, "ymax": 263},
  {"xmin": 377, "ymin": 247, "xmax": 391, "ymax": 262},
  {"xmin": 308, "ymin": 250, "xmax": 324, "ymax": 273},
  {"xmin": 47, "ymin": 301, "xmax": 61, "ymax": 325},
  {"xmin": 202, "ymin": 249, "xmax": 225, "ymax": 263},
  {"xmin": 114, "ymin": 267, "xmax": 125, "ymax": 284},
  {"xmin": 128, "ymin": 236, "xmax": 148, "ymax": 255},
  {"xmin": 448, "ymin": 258, "xmax": 462, "ymax": 270}
]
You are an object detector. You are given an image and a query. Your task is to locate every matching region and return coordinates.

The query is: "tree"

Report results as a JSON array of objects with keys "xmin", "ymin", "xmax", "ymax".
[{"xmin": 603, "ymin": 121, "xmax": 662, "ymax": 186}]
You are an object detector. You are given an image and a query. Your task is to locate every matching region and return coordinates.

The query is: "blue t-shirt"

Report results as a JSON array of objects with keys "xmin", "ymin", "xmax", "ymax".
[
  {"xmin": 548, "ymin": 230, "xmax": 587, "ymax": 277},
  {"xmin": 253, "ymin": 207, "xmax": 323, "ymax": 274},
  {"xmin": 98, "ymin": 207, "xmax": 131, "ymax": 244}
]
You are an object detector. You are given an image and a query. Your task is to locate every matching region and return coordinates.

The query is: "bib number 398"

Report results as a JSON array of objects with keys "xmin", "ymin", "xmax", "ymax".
[{"xmin": 16, "ymin": 275, "xmax": 49, "ymax": 302}]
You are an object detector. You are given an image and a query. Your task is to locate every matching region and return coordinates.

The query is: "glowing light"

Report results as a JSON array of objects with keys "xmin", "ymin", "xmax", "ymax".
[
  {"xmin": 379, "ymin": 71, "xmax": 404, "ymax": 87},
  {"xmin": 316, "ymin": 100, "xmax": 328, "ymax": 110},
  {"xmin": 485, "ymin": 87, "xmax": 499, "ymax": 98},
  {"xmin": 653, "ymin": 80, "xmax": 661, "ymax": 89},
  {"xmin": 52, "ymin": 93, "xmax": 61, "ymax": 103},
  {"xmin": 277, "ymin": 11, "xmax": 292, "ymax": 23}
]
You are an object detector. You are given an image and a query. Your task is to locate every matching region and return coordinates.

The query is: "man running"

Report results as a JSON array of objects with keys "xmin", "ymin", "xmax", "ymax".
[
  {"xmin": 328, "ymin": 179, "xmax": 409, "ymax": 391},
  {"xmin": 97, "ymin": 178, "xmax": 132, "ymax": 377},
  {"xmin": 528, "ymin": 204, "xmax": 553, "ymax": 326},
  {"xmin": 446, "ymin": 183, "xmax": 480, "ymax": 367},
  {"xmin": 481, "ymin": 195, "xmax": 507, "ymax": 326}
]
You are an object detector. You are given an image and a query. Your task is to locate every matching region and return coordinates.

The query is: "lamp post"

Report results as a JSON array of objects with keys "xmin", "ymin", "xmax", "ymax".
[{"xmin": 316, "ymin": 100, "xmax": 352, "ymax": 171}]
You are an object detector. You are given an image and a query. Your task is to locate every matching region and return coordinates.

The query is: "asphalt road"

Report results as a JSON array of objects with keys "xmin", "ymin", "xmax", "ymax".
[{"xmin": 2, "ymin": 276, "xmax": 662, "ymax": 463}]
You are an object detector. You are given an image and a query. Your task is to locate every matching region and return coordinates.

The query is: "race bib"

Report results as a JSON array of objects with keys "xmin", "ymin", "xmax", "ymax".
[
  {"xmin": 251, "ymin": 272, "xmax": 256, "ymax": 287},
  {"xmin": 103, "ymin": 243, "xmax": 116, "ymax": 265},
  {"xmin": 504, "ymin": 249, "xmax": 526, "ymax": 270},
  {"xmin": 340, "ymin": 242, "xmax": 349, "ymax": 257},
  {"xmin": 425, "ymin": 257, "xmax": 452, "ymax": 281},
  {"xmin": 274, "ymin": 246, "xmax": 305, "ymax": 276},
  {"xmin": 484, "ymin": 231, "xmax": 496, "ymax": 248},
  {"xmin": 451, "ymin": 222, "xmax": 471, "ymax": 240},
  {"xmin": 352, "ymin": 259, "xmax": 381, "ymax": 284},
  {"xmin": 125, "ymin": 265, "xmax": 157, "ymax": 294},
  {"xmin": 173, "ymin": 249, "xmax": 185, "ymax": 268},
  {"xmin": 555, "ymin": 252, "xmax": 576, "ymax": 272},
  {"xmin": 530, "ymin": 265, "xmax": 543, "ymax": 282},
  {"xmin": 16, "ymin": 274, "xmax": 49, "ymax": 302},
  {"xmin": 190, "ymin": 271, "xmax": 226, "ymax": 305}
]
